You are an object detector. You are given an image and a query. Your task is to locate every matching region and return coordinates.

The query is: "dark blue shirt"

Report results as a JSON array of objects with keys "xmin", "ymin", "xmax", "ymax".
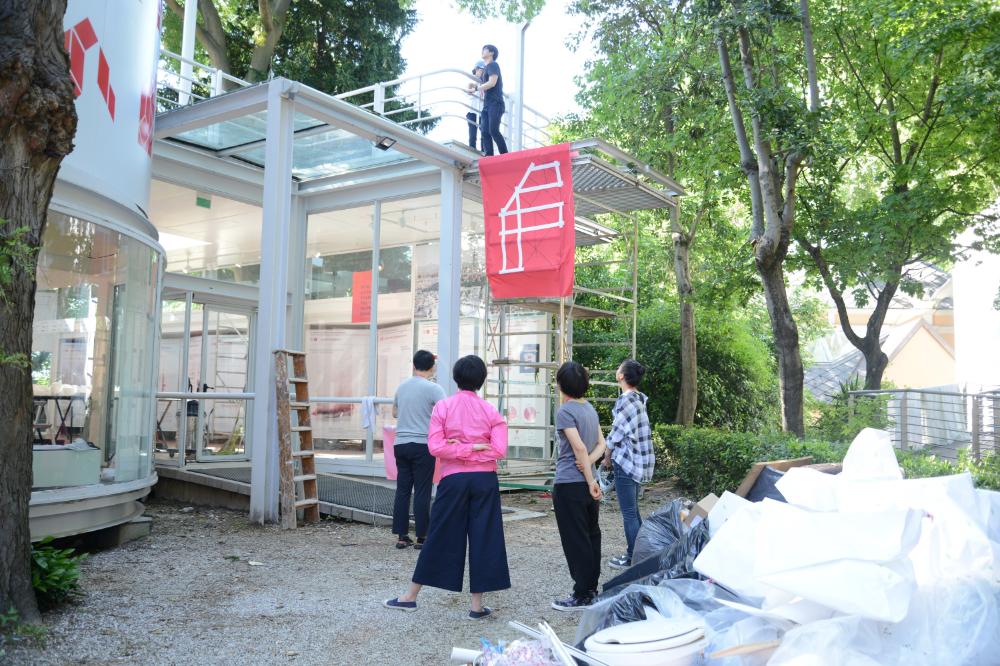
[{"xmin": 483, "ymin": 61, "xmax": 503, "ymax": 104}]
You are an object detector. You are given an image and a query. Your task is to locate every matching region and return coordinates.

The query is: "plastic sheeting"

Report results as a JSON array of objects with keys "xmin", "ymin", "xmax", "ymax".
[
  {"xmin": 769, "ymin": 579, "xmax": 1000, "ymax": 665},
  {"xmin": 575, "ymin": 579, "xmax": 793, "ymax": 665}
]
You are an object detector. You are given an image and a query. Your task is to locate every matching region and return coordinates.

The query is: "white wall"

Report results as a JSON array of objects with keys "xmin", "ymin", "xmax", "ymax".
[{"xmin": 953, "ymin": 227, "xmax": 1000, "ymax": 391}]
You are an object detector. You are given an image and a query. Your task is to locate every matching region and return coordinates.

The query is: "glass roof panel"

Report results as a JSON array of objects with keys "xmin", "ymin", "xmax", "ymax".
[
  {"xmin": 172, "ymin": 111, "xmax": 323, "ymax": 150},
  {"xmin": 237, "ymin": 127, "xmax": 413, "ymax": 179}
]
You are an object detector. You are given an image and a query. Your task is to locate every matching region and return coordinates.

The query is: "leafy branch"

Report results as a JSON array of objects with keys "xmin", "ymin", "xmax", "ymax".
[{"xmin": 0, "ymin": 223, "xmax": 39, "ymax": 307}]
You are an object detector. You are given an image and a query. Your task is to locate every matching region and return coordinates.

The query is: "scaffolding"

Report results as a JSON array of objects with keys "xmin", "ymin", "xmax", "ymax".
[{"xmin": 483, "ymin": 214, "xmax": 639, "ymax": 477}]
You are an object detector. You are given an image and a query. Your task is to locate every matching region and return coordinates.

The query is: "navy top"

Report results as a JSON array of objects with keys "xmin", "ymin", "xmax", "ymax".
[{"xmin": 483, "ymin": 61, "xmax": 503, "ymax": 104}]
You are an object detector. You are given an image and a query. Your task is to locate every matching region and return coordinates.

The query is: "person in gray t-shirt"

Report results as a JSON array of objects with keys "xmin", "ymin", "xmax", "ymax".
[
  {"xmin": 551, "ymin": 362, "xmax": 607, "ymax": 612},
  {"xmin": 390, "ymin": 350, "xmax": 446, "ymax": 549}
]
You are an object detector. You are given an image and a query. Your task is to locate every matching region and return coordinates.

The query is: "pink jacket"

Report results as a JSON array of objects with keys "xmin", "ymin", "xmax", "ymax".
[{"xmin": 427, "ymin": 390, "xmax": 508, "ymax": 479}]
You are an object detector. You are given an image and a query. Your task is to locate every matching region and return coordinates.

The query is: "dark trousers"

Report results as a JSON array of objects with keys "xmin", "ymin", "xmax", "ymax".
[
  {"xmin": 480, "ymin": 100, "xmax": 508, "ymax": 156},
  {"xmin": 466, "ymin": 112, "xmax": 479, "ymax": 150},
  {"xmin": 412, "ymin": 471, "xmax": 511, "ymax": 593},
  {"xmin": 553, "ymin": 482, "xmax": 602, "ymax": 597},
  {"xmin": 613, "ymin": 462, "xmax": 642, "ymax": 561},
  {"xmin": 391, "ymin": 443, "xmax": 435, "ymax": 538}
]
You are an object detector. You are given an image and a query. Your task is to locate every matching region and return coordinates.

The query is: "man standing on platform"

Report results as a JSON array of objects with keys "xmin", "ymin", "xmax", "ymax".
[
  {"xmin": 391, "ymin": 350, "xmax": 446, "ymax": 550},
  {"xmin": 477, "ymin": 44, "xmax": 509, "ymax": 156}
]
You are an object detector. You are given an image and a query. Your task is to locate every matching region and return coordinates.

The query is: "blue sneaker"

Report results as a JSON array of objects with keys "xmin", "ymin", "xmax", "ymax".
[
  {"xmin": 468, "ymin": 607, "xmax": 493, "ymax": 620},
  {"xmin": 383, "ymin": 597, "xmax": 417, "ymax": 612}
]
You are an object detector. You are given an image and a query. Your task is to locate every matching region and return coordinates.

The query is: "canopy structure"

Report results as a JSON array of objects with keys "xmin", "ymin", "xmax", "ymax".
[{"xmin": 151, "ymin": 76, "xmax": 684, "ymax": 520}]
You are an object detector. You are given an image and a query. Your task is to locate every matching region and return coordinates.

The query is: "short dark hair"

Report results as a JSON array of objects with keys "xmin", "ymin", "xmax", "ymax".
[
  {"xmin": 556, "ymin": 362, "xmax": 590, "ymax": 399},
  {"xmin": 619, "ymin": 359, "xmax": 646, "ymax": 388},
  {"xmin": 453, "ymin": 355, "xmax": 488, "ymax": 391},
  {"xmin": 413, "ymin": 350, "xmax": 436, "ymax": 372},
  {"xmin": 483, "ymin": 44, "xmax": 499, "ymax": 60}
]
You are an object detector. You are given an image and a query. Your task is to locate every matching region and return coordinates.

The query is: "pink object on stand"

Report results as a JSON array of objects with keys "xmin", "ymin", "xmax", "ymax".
[{"xmin": 382, "ymin": 425, "xmax": 443, "ymax": 484}]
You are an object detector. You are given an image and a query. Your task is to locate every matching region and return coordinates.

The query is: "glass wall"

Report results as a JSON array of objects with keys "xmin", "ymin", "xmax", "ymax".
[
  {"xmin": 32, "ymin": 212, "xmax": 161, "ymax": 488},
  {"xmin": 300, "ymin": 194, "xmax": 548, "ymax": 461}
]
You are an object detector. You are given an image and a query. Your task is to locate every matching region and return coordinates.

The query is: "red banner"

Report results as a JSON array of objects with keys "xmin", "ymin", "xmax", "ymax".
[
  {"xmin": 480, "ymin": 143, "xmax": 575, "ymax": 299},
  {"xmin": 351, "ymin": 271, "xmax": 372, "ymax": 323}
]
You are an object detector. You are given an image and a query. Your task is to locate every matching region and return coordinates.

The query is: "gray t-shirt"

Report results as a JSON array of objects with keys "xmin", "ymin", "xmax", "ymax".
[
  {"xmin": 554, "ymin": 400, "xmax": 601, "ymax": 484},
  {"xmin": 393, "ymin": 376, "xmax": 446, "ymax": 445}
]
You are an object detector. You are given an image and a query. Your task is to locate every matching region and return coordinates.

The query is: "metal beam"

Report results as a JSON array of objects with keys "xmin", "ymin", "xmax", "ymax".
[
  {"xmin": 297, "ymin": 160, "xmax": 438, "ymax": 198},
  {"xmin": 302, "ymin": 169, "xmax": 441, "ymax": 215},
  {"xmin": 152, "ymin": 140, "xmax": 264, "ymax": 206},
  {"xmin": 249, "ymin": 81, "xmax": 296, "ymax": 524},
  {"xmin": 154, "ymin": 82, "xmax": 270, "ymax": 140}
]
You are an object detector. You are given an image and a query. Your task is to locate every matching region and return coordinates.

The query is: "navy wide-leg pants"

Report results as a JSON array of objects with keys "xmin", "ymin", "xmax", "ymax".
[{"xmin": 411, "ymin": 471, "xmax": 511, "ymax": 593}]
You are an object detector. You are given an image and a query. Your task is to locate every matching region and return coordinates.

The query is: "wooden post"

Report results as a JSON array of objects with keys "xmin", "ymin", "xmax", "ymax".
[{"xmin": 274, "ymin": 351, "xmax": 296, "ymax": 529}]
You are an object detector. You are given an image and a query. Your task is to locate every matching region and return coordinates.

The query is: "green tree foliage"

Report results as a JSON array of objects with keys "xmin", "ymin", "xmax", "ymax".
[
  {"xmin": 793, "ymin": 0, "xmax": 1000, "ymax": 389},
  {"xmin": 163, "ymin": 0, "xmax": 417, "ymax": 94}
]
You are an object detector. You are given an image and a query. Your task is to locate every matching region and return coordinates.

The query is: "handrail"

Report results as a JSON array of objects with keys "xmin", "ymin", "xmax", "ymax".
[
  {"xmin": 157, "ymin": 392, "xmax": 255, "ymax": 400},
  {"xmin": 157, "ymin": 49, "xmax": 553, "ymax": 149}
]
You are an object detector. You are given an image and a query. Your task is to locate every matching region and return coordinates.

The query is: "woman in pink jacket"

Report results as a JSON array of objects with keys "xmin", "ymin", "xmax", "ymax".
[{"xmin": 384, "ymin": 355, "xmax": 509, "ymax": 620}]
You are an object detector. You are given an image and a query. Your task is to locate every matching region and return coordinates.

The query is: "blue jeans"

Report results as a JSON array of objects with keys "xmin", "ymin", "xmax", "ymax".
[{"xmin": 613, "ymin": 462, "xmax": 642, "ymax": 561}]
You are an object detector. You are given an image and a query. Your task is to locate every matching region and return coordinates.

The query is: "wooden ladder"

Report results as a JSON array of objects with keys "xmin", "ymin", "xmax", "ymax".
[{"xmin": 274, "ymin": 349, "xmax": 320, "ymax": 528}]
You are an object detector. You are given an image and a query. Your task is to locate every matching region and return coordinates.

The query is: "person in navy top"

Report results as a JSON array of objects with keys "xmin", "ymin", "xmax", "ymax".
[{"xmin": 476, "ymin": 44, "xmax": 508, "ymax": 156}]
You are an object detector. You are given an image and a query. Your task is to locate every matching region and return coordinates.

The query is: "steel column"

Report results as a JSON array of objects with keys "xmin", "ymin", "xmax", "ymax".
[
  {"xmin": 437, "ymin": 168, "xmax": 464, "ymax": 394},
  {"xmin": 249, "ymin": 81, "xmax": 296, "ymax": 524}
]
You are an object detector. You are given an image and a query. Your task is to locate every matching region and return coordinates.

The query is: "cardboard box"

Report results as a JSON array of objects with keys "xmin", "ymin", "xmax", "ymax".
[{"xmin": 685, "ymin": 492, "xmax": 720, "ymax": 526}]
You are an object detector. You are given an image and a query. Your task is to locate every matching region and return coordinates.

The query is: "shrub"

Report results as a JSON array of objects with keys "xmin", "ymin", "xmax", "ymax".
[
  {"xmin": 808, "ymin": 378, "xmax": 891, "ymax": 444},
  {"xmin": 898, "ymin": 449, "xmax": 1000, "ymax": 492},
  {"xmin": 656, "ymin": 422, "xmax": 1000, "ymax": 498},
  {"xmin": 31, "ymin": 538, "xmax": 86, "ymax": 610},
  {"xmin": 653, "ymin": 424, "xmax": 846, "ymax": 498}
]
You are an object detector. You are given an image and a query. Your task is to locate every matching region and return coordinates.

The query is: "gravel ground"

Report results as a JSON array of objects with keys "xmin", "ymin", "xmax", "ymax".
[{"xmin": 8, "ymin": 483, "xmax": 678, "ymax": 666}]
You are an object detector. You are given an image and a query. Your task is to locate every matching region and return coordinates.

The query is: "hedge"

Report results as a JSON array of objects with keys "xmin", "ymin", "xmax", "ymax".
[{"xmin": 653, "ymin": 424, "xmax": 1000, "ymax": 498}]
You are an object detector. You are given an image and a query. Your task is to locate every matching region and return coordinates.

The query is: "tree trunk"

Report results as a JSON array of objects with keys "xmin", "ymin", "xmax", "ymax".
[
  {"xmin": 673, "ymin": 228, "xmax": 697, "ymax": 425},
  {"xmin": 758, "ymin": 257, "xmax": 805, "ymax": 436},
  {"xmin": 863, "ymin": 343, "xmax": 889, "ymax": 390},
  {"xmin": 245, "ymin": 0, "xmax": 293, "ymax": 83},
  {"xmin": 0, "ymin": 0, "xmax": 78, "ymax": 623}
]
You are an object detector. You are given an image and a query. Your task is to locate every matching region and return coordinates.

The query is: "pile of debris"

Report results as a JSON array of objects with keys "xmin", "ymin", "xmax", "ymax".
[{"xmin": 569, "ymin": 428, "xmax": 1000, "ymax": 665}]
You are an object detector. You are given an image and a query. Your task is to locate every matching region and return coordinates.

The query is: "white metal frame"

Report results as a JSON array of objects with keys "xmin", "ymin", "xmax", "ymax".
[{"xmin": 151, "ymin": 74, "xmax": 682, "ymax": 522}]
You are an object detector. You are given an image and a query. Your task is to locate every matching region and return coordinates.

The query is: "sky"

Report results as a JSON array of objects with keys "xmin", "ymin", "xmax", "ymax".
[{"xmin": 399, "ymin": 0, "xmax": 595, "ymax": 119}]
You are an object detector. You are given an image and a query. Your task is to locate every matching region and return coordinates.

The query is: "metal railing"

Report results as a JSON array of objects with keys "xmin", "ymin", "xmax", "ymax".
[
  {"xmin": 157, "ymin": 50, "xmax": 553, "ymax": 150},
  {"xmin": 334, "ymin": 68, "xmax": 552, "ymax": 150},
  {"xmin": 157, "ymin": 49, "xmax": 250, "ymax": 111},
  {"xmin": 849, "ymin": 388, "xmax": 1000, "ymax": 461}
]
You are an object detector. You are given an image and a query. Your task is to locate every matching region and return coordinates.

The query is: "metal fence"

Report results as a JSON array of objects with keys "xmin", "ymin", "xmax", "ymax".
[{"xmin": 848, "ymin": 388, "xmax": 1000, "ymax": 461}]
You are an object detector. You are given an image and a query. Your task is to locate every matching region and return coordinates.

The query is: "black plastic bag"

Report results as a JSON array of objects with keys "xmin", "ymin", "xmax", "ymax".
[
  {"xmin": 631, "ymin": 499, "xmax": 687, "ymax": 565},
  {"xmin": 745, "ymin": 465, "xmax": 787, "ymax": 503},
  {"xmin": 602, "ymin": 519, "xmax": 710, "ymax": 596}
]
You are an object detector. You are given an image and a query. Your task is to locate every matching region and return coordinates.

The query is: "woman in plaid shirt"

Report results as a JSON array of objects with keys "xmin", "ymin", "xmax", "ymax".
[{"xmin": 603, "ymin": 359, "xmax": 654, "ymax": 569}]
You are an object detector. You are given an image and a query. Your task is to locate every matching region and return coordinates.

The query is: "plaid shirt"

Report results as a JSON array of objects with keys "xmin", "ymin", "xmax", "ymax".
[{"xmin": 607, "ymin": 390, "xmax": 654, "ymax": 483}]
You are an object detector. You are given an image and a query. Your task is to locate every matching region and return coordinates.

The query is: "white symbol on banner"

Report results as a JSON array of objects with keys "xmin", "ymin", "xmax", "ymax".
[{"xmin": 499, "ymin": 161, "xmax": 565, "ymax": 274}]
